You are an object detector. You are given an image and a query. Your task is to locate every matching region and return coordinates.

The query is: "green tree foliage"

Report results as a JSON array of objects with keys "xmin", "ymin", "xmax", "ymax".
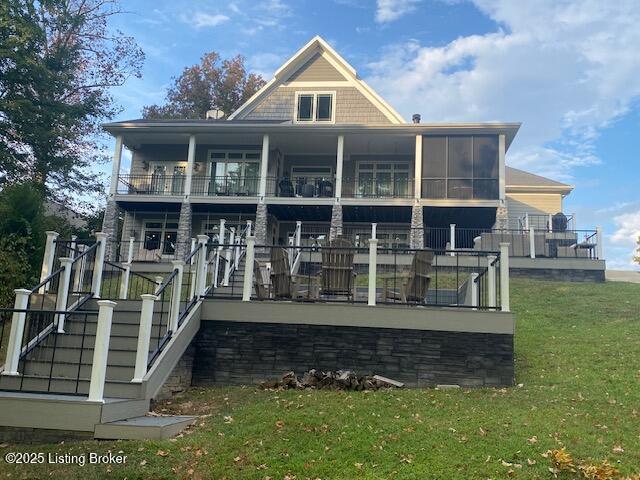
[
  {"xmin": 142, "ymin": 52, "xmax": 265, "ymax": 120},
  {"xmin": 0, "ymin": 0, "xmax": 144, "ymax": 204}
]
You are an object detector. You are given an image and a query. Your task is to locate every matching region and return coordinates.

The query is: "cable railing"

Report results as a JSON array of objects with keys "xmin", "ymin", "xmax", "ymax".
[
  {"xmin": 265, "ymin": 176, "xmax": 335, "ymax": 198},
  {"xmin": 341, "ymin": 177, "xmax": 414, "ymax": 199},
  {"xmin": 116, "ymin": 174, "xmax": 185, "ymax": 195},
  {"xmin": 191, "ymin": 176, "xmax": 260, "ymax": 196}
]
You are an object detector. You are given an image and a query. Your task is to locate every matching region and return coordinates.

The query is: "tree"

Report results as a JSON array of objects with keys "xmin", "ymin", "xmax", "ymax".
[
  {"xmin": 0, "ymin": 0, "xmax": 144, "ymax": 205},
  {"xmin": 142, "ymin": 52, "xmax": 265, "ymax": 120}
]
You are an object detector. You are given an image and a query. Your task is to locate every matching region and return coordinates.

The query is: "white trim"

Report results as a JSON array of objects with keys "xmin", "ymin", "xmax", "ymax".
[
  {"xmin": 228, "ymin": 35, "xmax": 405, "ymax": 124},
  {"xmin": 290, "ymin": 164, "xmax": 334, "ymax": 177},
  {"xmin": 293, "ymin": 91, "xmax": 336, "ymax": 124},
  {"xmin": 283, "ymin": 80, "xmax": 351, "ymax": 87}
]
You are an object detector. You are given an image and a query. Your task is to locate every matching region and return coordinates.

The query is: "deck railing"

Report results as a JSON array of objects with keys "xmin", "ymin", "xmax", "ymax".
[
  {"xmin": 265, "ymin": 176, "xmax": 335, "ymax": 198},
  {"xmin": 191, "ymin": 176, "xmax": 260, "ymax": 196},
  {"xmin": 341, "ymin": 177, "xmax": 414, "ymax": 199},
  {"xmin": 117, "ymin": 174, "xmax": 185, "ymax": 195}
]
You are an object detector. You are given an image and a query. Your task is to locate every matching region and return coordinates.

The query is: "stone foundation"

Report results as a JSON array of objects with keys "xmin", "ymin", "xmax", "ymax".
[
  {"xmin": 155, "ymin": 344, "xmax": 195, "ymax": 401},
  {"xmin": 101, "ymin": 199, "xmax": 120, "ymax": 261},
  {"xmin": 409, "ymin": 204, "xmax": 424, "ymax": 248},
  {"xmin": 192, "ymin": 321, "xmax": 514, "ymax": 388},
  {"xmin": 494, "ymin": 204, "xmax": 509, "ymax": 230},
  {"xmin": 510, "ymin": 267, "xmax": 605, "ymax": 282},
  {"xmin": 0, "ymin": 426, "xmax": 93, "ymax": 444},
  {"xmin": 329, "ymin": 203, "xmax": 343, "ymax": 241}
]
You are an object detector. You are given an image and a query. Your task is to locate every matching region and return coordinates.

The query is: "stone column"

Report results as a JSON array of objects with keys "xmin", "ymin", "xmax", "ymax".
[
  {"xmin": 329, "ymin": 203, "xmax": 343, "ymax": 242},
  {"xmin": 494, "ymin": 204, "xmax": 509, "ymax": 230},
  {"xmin": 102, "ymin": 200, "xmax": 120, "ymax": 261},
  {"xmin": 176, "ymin": 201, "xmax": 192, "ymax": 259},
  {"xmin": 409, "ymin": 203, "xmax": 424, "ymax": 249},
  {"xmin": 254, "ymin": 203, "xmax": 268, "ymax": 246}
]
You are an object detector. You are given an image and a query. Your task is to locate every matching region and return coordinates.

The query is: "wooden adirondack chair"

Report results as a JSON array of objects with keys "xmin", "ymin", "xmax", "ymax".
[
  {"xmin": 253, "ymin": 260, "xmax": 268, "ymax": 299},
  {"xmin": 270, "ymin": 248, "xmax": 297, "ymax": 299},
  {"xmin": 383, "ymin": 250, "xmax": 433, "ymax": 303},
  {"xmin": 320, "ymin": 238, "xmax": 356, "ymax": 300}
]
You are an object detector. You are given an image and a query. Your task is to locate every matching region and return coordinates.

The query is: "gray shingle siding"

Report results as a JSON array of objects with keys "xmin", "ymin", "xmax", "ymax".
[
  {"xmin": 287, "ymin": 53, "xmax": 346, "ymax": 82},
  {"xmin": 244, "ymin": 87, "xmax": 392, "ymax": 124}
]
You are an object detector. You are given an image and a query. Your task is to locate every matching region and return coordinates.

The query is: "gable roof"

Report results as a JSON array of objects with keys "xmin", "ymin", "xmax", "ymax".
[
  {"xmin": 505, "ymin": 166, "xmax": 573, "ymax": 194},
  {"xmin": 228, "ymin": 36, "xmax": 405, "ymax": 124}
]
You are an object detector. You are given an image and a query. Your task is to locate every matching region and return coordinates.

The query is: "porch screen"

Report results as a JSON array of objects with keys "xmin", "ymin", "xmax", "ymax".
[{"xmin": 421, "ymin": 135, "xmax": 498, "ymax": 200}]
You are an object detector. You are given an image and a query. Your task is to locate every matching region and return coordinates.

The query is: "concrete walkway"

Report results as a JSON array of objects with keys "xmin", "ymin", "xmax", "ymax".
[{"xmin": 606, "ymin": 269, "xmax": 640, "ymax": 283}]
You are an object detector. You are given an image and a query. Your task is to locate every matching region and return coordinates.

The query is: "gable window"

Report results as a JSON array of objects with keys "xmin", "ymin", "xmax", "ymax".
[{"xmin": 294, "ymin": 92, "xmax": 335, "ymax": 123}]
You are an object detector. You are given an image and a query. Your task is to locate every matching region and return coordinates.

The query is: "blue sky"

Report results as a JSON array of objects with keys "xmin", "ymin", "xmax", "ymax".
[{"xmin": 106, "ymin": 0, "xmax": 640, "ymax": 269}]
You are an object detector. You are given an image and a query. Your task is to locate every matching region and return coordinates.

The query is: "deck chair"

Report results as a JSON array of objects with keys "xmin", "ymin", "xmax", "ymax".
[
  {"xmin": 383, "ymin": 250, "xmax": 434, "ymax": 303},
  {"xmin": 253, "ymin": 260, "xmax": 268, "ymax": 299},
  {"xmin": 320, "ymin": 238, "xmax": 356, "ymax": 300},
  {"xmin": 270, "ymin": 248, "xmax": 298, "ymax": 299}
]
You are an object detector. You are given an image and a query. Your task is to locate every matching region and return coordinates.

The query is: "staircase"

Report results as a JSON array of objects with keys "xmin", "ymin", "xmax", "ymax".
[{"xmin": 209, "ymin": 255, "xmax": 246, "ymax": 298}]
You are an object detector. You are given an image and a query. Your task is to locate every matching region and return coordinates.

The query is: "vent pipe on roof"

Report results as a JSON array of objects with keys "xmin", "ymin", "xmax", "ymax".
[{"xmin": 412, "ymin": 113, "xmax": 421, "ymax": 124}]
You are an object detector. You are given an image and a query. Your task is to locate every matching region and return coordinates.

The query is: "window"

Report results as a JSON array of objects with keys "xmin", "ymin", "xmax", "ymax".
[
  {"xmin": 143, "ymin": 220, "xmax": 178, "ymax": 255},
  {"xmin": 356, "ymin": 161, "xmax": 410, "ymax": 198},
  {"xmin": 207, "ymin": 151, "xmax": 261, "ymax": 196},
  {"xmin": 294, "ymin": 92, "xmax": 335, "ymax": 123}
]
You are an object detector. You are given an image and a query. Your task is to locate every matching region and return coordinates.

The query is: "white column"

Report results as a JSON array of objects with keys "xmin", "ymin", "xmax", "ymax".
[
  {"xmin": 524, "ymin": 213, "xmax": 529, "ymax": 231},
  {"xmin": 132, "ymin": 294, "xmax": 157, "ymax": 382},
  {"xmin": 195, "ymin": 235, "xmax": 209, "ymax": 296},
  {"xmin": 87, "ymin": 300, "xmax": 117, "ymax": 402},
  {"xmin": 529, "ymin": 226, "xmax": 536, "ymax": 259},
  {"xmin": 498, "ymin": 134, "xmax": 506, "ymax": 201},
  {"xmin": 127, "ymin": 236, "xmax": 135, "ymax": 263},
  {"xmin": 2, "ymin": 289, "xmax": 31, "ymax": 376},
  {"xmin": 368, "ymin": 238, "xmax": 378, "ymax": 306},
  {"xmin": 214, "ymin": 219, "xmax": 226, "ymax": 287},
  {"xmin": 246, "ymin": 220, "xmax": 252, "ymax": 236},
  {"xmin": 39, "ymin": 231, "xmax": 59, "ymax": 293},
  {"xmin": 499, "ymin": 243, "xmax": 510, "ymax": 312},
  {"xmin": 184, "ymin": 134, "xmax": 196, "ymax": 198},
  {"xmin": 449, "ymin": 223, "xmax": 456, "ymax": 255},
  {"xmin": 91, "ymin": 232, "xmax": 108, "ymax": 298},
  {"xmin": 224, "ymin": 228, "xmax": 235, "ymax": 287},
  {"xmin": 470, "ymin": 273, "xmax": 479, "ymax": 309},
  {"xmin": 108, "ymin": 135, "xmax": 123, "ymax": 196},
  {"xmin": 596, "ymin": 226, "xmax": 603, "ymax": 259},
  {"xmin": 548, "ymin": 213, "xmax": 553, "ymax": 233},
  {"xmin": 258, "ymin": 134, "xmax": 270, "ymax": 198},
  {"xmin": 335, "ymin": 135, "xmax": 344, "ymax": 198},
  {"xmin": 295, "ymin": 221, "xmax": 302, "ymax": 248},
  {"xmin": 169, "ymin": 260, "xmax": 184, "ymax": 332},
  {"xmin": 487, "ymin": 255, "xmax": 496, "ymax": 308},
  {"xmin": 414, "ymin": 134, "xmax": 422, "ymax": 199},
  {"xmin": 72, "ymin": 244, "xmax": 86, "ymax": 293},
  {"xmin": 55, "ymin": 257, "xmax": 73, "ymax": 333},
  {"xmin": 119, "ymin": 263, "xmax": 131, "ymax": 300},
  {"xmin": 242, "ymin": 236, "xmax": 256, "ymax": 302}
]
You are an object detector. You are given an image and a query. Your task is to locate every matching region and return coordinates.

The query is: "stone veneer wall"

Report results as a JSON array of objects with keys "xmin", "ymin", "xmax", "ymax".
[
  {"xmin": 510, "ymin": 267, "xmax": 605, "ymax": 283},
  {"xmin": 176, "ymin": 202, "xmax": 192, "ymax": 259},
  {"xmin": 101, "ymin": 199, "xmax": 120, "ymax": 261},
  {"xmin": 192, "ymin": 321, "xmax": 514, "ymax": 388},
  {"xmin": 254, "ymin": 203, "xmax": 268, "ymax": 245},
  {"xmin": 155, "ymin": 344, "xmax": 195, "ymax": 401},
  {"xmin": 329, "ymin": 203, "xmax": 343, "ymax": 241},
  {"xmin": 409, "ymin": 204, "xmax": 424, "ymax": 249}
]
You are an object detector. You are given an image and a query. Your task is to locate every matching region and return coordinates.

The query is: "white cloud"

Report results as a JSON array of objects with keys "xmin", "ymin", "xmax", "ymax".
[
  {"xmin": 609, "ymin": 210, "xmax": 640, "ymax": 268},
  {"xmin": 191, "ymin": 12, "xmax": 230, "ymax": 28},
  {"xmin": 366, "ymin": 0, "xmax": 640, "ymax": 180},
  {"xmin": 376, "ymin": 0, "xmax": 421, "ymax": 23}
]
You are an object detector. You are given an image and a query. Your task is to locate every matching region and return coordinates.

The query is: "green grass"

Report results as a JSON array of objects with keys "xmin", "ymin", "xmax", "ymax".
[{"xmin": 1, "ymin": 278, "xmax": 639, "ymax": 479}]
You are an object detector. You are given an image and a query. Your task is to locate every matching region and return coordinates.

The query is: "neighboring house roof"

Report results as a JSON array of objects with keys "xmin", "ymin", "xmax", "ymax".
[
  {"xmin": 227, "ymin": 35, "xmax": 406, "ymax": 124},
  {"xmin": 505, "ymin": 166, "xmax": 574, "ymax": 195}
]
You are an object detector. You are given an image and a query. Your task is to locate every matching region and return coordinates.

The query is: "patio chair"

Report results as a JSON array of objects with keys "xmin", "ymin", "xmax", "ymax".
[
  {"xmin": 253, "ymin": 260, "xmax": 268, "ymax": 300},
  {"xmin": 278, "ymin": 178, "xmax": 295, "ymax": 197},
  {"xmin": 319, "ymin": 238, "xmax": 356, "ymax": 300},
  {"xmin": 270, "ymin": 248, "xmax": 299, "ymax": 299},
  {"xmin": 383, "ymin": 250, "xmax": 434, "ymax": 303}
]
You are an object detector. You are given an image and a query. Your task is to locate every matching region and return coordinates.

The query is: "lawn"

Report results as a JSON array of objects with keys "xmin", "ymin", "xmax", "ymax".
[{"xmin": 1, "ymin": 278, "xmax": 639, "ymax": 479}]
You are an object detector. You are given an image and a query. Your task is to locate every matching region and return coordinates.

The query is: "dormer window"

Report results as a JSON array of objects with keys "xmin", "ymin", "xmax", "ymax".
[{"xmin": 295, "ymin": 92, "xmax": 335, "ymax": 123}]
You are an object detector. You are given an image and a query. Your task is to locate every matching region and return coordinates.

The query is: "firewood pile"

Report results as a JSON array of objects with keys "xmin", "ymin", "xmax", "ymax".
[{"xmin": 259, "ymin": 369, "xmax": 404, "ymax": 391}]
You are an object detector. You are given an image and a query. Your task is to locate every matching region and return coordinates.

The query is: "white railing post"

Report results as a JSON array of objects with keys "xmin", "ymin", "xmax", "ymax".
[
  {"xmin": 72, "ymin": 244, "xmax": 86, "ymax": 293},
  {"xmin": 242, "ymin": 236, "xmax": 255, "ymax": 302},
  {"xmin": 295, "ymin": 221, "xmax": 302, "ymax": 248},
  {"xmin": 127, "ymin": 236, "xmax": 135, "ymax": 263},
  {"xmin": 524, "ymin": 213, "xmax": 529, "ymax": 231},
  {"xmin": 595, "ymin": 226, "xmax": 603, "ymax": 259},
  {"xmin": 224, "ymin": 227, "xmax": 235, "ymax": 287},
  {"xmin": 371, "ymin": 222, "xmax": 377, "ymax": 241},
  {"xmin": 2, "ymin": 289, "xmax": 31, "ymax": 376},
  {"xmin": 195, "ymin": 235, "xmax": 209, "ymax": 296},
  {"xmin": 368, "ymin": 238, "xmax": 378, "ymax": 306},
  {"xmin": 119, "ymin": 262, "xmax": 131, "ymax": 300},
  {"xmin": 39, "ymin": 231, "xmax": 59, "ymax": 293},
  {"xmin": 214, "ymin": 219, "xmax": 226, "ymax": 287},
  {"xmin": 189, "ymin": 238, "xmax": 196, "ymax": 263},
  {"xmin": 548, "ymin": 213, "xmax": 553, "ymax": 233},
  {"xmin": 88, "ymin": 300, "xmax": 116, "ymax": 402},
  {"xmin": 169, "ymin": 260, "xmax": 184, "ymax": 333},
  {"xmin": 132, "ymin": 294, "xmax": 157, "ymax": 382},
  {"xmin": 449, "ymin": 223, "xmax": 456, "ymax": 256},
  {"xmin": 470, "ymin": 273, "xmax": 479, "ymax": 309},
  {"xmin": 487, "ymin": 255, "xmax": 496, "ymax": 308},
  {"xmin": 246, "ymin": 220, "xmax": 252, "ymax": 236},
  {"xmin": 529, "ymin": 226, "xmax": 536, "ymax": 259},
  {"xmin": 55, "ymin": 257, "xmax": 74, "ymax": 333},
  {"xmin": 234, "ymin": 236, "xmax": 241, "ymax": 270},
  {"xmin": 499, "ymin": 243, "xmax": 510, "ymax": 312},
  {"xmin": 91, "ymin": 232, "xmax": 108, "ymax": 298}
]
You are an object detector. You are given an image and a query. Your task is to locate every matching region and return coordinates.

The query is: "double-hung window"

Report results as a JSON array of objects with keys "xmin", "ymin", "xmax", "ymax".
[{"xmin": 295, "ymin": 92, "xmax": 335, "ymax": 123}]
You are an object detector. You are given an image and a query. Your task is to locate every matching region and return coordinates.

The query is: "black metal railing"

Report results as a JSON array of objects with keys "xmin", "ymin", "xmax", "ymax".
[
  {"xmin": 191, "ymin": 176, "xmax": 260, "ymax": 196},
  {"xmin": 265, "ymin": 176, "xmax": 335, "ymax": 198},
  {"xmin": 146, "ymin": 269, "xmax": 178, "ymax": 369},
  {"xmin": 421, "ymin": 178, "xmax": 499, "ymax": 200},
  {"xmin": 341, "ymin": 177, "xmax": 414, "ymax": 199},
  {"xmin": 108, "ymin": 238, "xmax": 191, "ymax": 263},
  {"xmin": 117, "ymin": 174, "xmax": 185, "ymax": 195},
  {"xmin": 100, "ymin": 261, "xmax": 159, "ymax": 300}
]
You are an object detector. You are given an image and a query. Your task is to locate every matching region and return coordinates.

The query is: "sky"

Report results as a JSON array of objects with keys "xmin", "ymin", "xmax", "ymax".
[{"xmin": 106, "ymin": 0, "xmax": 640, "ymax": 270}]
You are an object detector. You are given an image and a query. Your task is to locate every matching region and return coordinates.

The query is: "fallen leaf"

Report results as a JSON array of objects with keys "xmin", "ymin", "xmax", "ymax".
[
  {"xmin": 156, "ymin": 450, "xmax": 169, "ymax": 457},
  {"xmin": 527, "ymin": 436, "xmax": 538, "ymax": 444},
  {"xmin": 612, "ymin": 445, "xmax": 624, "ymax": 454},
  {"xmin": 275, "ymin": 420, "xmax": 285, "ymax": 429}
]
